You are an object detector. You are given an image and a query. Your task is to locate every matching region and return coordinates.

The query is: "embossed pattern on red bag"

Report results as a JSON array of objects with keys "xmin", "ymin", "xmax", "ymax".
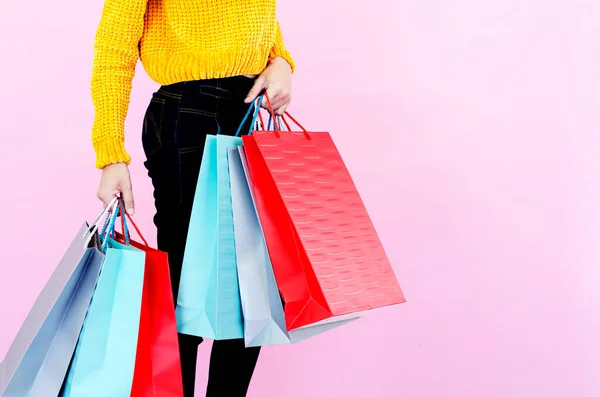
[{"xmin": 251, "ymin": 130, "xmax": 406, "ymax": 316}]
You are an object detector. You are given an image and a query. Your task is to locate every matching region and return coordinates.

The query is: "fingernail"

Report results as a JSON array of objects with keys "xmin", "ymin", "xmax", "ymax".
[{"xmin": 127, "ymin": 208, "xmax": 135, "ymax": 215}]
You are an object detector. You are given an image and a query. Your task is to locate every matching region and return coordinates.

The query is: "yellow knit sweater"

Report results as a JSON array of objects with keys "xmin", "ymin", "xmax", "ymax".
[{"xmin": 92, "ymin": 0, "xmax": 294, "ymax": 169}]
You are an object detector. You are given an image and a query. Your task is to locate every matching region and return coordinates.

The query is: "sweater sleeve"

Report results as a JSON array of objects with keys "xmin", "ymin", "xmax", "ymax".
[
  {"xmin": 269, "ymin": 21, "xmax": 295, "ymax": 73},
  {"xmin": 91, "ymin": 0, "xmax": 147, "ymax": 169}
]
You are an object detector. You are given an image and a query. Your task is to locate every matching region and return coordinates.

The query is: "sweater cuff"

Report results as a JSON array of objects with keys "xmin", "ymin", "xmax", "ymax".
[
  {"xmin": 269, "ymin": 47, "xmax": 295, "ymax": 74},
  {"xmin": 94, "ymin": 137, "xmax": 131, "ymax": 169}
]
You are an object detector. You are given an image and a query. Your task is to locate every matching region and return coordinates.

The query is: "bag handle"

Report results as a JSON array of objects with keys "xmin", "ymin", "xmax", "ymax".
[
  {"xmin": 83, "ymin": 197, "xmax": 119, "ymax": 248},
  {"xmin": 100, "ymin": 201, "xmax": 122, "ymax": 252},
  {"xmin": 281, "ymin": 112, "xmax": 308, "ymax": 133},
  {"xmin": 234, "ymin": 92, "xmax": 311, "ymax": 140},
  {"xmin": 257, "ymin": 108, "xmax": 265, "ymax": 130},
  {"xmin": 266, "ymin": 114, "xmax": 305, "ymax": 134},
  {"xmin": 114, "ymin": 203, "xmax": 149, "ymax": 247},
  {"xmin": 234, "ymin": 95, "xmax": 263, "ymax": 137},
  {"xmin": 83, "ymin": 196, "xmax": 119, "ymax": 241},
  {"xmin": 116, "ymin": 198, "xmax": 130, "ymax": 245},
  {"xmin": 99, "ymin": 197, "xmax": 151, "ymax": 252},
  {"xmin": 262, "ymin": 93, "xmax": 311, "ymax": 140},
  {"xmin": 266, "ymin": 114, "xmax": 285, "ymax": 131}
]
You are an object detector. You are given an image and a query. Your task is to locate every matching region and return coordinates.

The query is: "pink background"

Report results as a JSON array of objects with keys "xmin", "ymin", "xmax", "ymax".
[{"xmin": 1, "ymin": 1, "xmax": 599, "ymax": 396}]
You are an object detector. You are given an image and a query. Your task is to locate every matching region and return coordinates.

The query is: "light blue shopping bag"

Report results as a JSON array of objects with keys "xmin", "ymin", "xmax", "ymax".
[
  {"xmin": 62, "ymin": 205, "xmax": 145, "ymax": 397},
  {"xmin": 176, "ymin": 99, "xmax": 264, "ymax": 340},
  {"xmin": 176, "ymin": 133, "xmax": 245, "ymax": 340}
]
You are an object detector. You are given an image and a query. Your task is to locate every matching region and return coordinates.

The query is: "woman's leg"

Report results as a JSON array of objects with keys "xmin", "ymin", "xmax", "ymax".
[
  {"xmin": 206, "ymin": 339, "xmax": 261, "ymax": 396},
  {"xmin": 142, "ymin": 77, "xmax": 261, "ymax": 397},
  {"xmin": 142, "ymin": 81, "xmax": 207, "ymax": 397}
]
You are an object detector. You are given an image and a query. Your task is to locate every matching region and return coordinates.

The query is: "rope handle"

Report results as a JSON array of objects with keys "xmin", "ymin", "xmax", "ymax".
[
  {"xmin": 114, "ymin": 211, "xmax": 149, "ymax": 247},
  {"xmin": 110, "ymin": 196, "xmax": 149, "ymax": 247},
  {"xmin": 282, "ymin": 112, "xmax": 307, "ymax": 133},
  {"xmin": 261, "ymin": 93, "xmax": 311, "ymax": 140},
  {"xmin": 234, "ymin": 95, "xmax": 263, "ymax": 137},
  {"xmin": 100, "ymin": 202, "xmax": 121, "ymax": 253},
  {"xmin": 99, "ymin": 197, "xmax": 136, "ymax": 251},
  {"xmin": 234, "ymin": 91, "xmax": 311, "ymax": 140},
  {"xmin": 117, "ymin": 198, "xmax": 130, "ymax": 245},
  {"xmin": 83, "ymin": 196, "xmax": 119, "ymax": 243}
]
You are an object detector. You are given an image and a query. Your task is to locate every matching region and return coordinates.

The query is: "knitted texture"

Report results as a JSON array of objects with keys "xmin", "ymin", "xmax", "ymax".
[{"xmin": 91, "ymin": 0, "xmax": 294, "ymax": 169}]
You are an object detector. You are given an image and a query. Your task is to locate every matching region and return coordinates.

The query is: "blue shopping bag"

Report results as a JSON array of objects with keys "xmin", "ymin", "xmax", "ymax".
[
  {"xmin": 62, "ymin": 205, "xmax": 145, "ymax": 397},
  {"xmin": 0, "ymin": 209, "xmax": 108, "ymax": 397},
  {"xmin": 176, "ymin": 133, "xmax": 245, "ymax": 340},
  {"xmin": 228, "ymin": 146, "xmax": 289, "ymax": 346}
]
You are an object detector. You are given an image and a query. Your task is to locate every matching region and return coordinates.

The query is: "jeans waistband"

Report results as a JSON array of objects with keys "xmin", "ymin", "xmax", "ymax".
[{"xmin": 158, "ymin": 75, "xmax": 256, "ymax": 99}]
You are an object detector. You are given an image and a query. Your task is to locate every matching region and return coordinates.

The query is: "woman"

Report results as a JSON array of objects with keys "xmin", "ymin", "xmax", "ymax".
[{"xmin": 92, "ymin": 1, "xmax": 294, "ymax": 396}]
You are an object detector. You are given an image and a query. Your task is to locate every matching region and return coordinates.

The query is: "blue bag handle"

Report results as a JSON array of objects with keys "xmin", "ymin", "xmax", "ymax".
[
  {"xmin": 235, "ymin": 92, "xmax": 311, "ymax": 139},
  {"xmin": 266, "ymin": 114, "xmax": 286, "ymax": 131},
  {"xmin": 100, "ymin": 206, "xmax": 118, "ymax": 252},
  {"xmin": 117, "ymin": 197, "xmax": 131, "ymax": 245},
  {"xmin": 234, "ymin": 94, "xmax": 263, "ymax": 137},
  {"xmin": 100, "ymin": 197, "xmax": 130, "ymax": 252}
]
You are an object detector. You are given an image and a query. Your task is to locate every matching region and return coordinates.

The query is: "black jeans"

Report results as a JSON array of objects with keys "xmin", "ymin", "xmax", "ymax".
[{"xmin": 141, "ymin": 76, "xmax": 260, "ymax": 397}]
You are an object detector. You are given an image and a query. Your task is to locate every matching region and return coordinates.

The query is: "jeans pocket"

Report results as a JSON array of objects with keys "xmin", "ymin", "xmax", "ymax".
[
  {"xmin": 198, "ymin": 84, "xmax": 232, "ymax": 100},
  {"xmin": 142, "ymin": 97, "xmax": 166, "ymax": 157}
]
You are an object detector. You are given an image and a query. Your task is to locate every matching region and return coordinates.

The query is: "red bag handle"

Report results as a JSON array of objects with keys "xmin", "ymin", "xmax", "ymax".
[
  {"xmin": 116, "ymin": 202, "xmax": 149, "ymax": 247},
  {"xmin": 279, "ymin": 114, "xmax": 292, "ymax": 131},
  {"xmin": 282, "ymin": 112, "xmax": 307, "ymax": 133},
  {"xmin": 262, "ymin": 92, "xmax": 312, "ymax": 140},
  {"xmin": 125, "ymin": 213, "xmax": 149, "ymax": 247},
  {"xmin": 262, "ymin": 93, "xmax": 281, "ymax": 138}
]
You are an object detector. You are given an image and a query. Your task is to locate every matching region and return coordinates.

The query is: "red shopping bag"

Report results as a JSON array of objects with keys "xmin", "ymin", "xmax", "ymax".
[
  {"xmin": 114, "ymin": 215, "xmax": 183, "ymax": 397},
  {"xmin": 242, "ymin": 105, "xmax": 406, "ymax": 332}
]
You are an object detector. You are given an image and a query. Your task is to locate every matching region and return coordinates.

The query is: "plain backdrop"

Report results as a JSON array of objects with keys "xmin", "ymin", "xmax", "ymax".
[{"xmin": 1, "ymin": 1, "xmax": 599, "ymax": 396}]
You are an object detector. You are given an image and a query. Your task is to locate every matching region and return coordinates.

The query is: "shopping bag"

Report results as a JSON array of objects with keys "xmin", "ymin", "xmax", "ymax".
[
  {"xmin": 0, "ymin": 206, "xmax": 109, "ymax": 397},
  {"xmin": 176, "ymin": 134, "xmax": 244, "ymax": 340},
  {"xmin": 114, "ymin": 221, "xmax": 183, "ymax": 396},
  {"xmin": 62, "ymin": 207, "xmax": 146, "ymax": 397},
  {"xmin": 241, "ymin": 101, "xmax": 406, "ymax": 331},
  {"xmin": 229, "ymin": 147, "xmax": 358, "ymax": 346}
]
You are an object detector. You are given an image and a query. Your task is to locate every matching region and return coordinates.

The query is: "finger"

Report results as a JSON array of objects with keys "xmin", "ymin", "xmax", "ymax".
[
  {"xmin": 273, "ymin": 92, "xmax": 291, "ymax": 116},
  {"xmin": 97, "ymin": 190, "xmax": 114, "ymax": 209},
  {"xmin": 273, "ymin": 94, "xmax": 288, "ymax": 116},
  {"xmin": 96, "ymin": 189, "xmax": 106, "ymax": 208},
  {"xmin": 272, "ymin": 102, "xmax": 284, "ymax": 116},
  {"xmin": 275, "ymin": 102, "xmax": 290, "ymax": 116},
  {"xmin": 120, "ymin": 183, "xmax": 135, "ymax": 215},
  {"xmin": 262, "ymin": 86, "xmax": 281, "ymax": 114},
  {"xmin": 244, "ymin": 76, "xmax": 267, "ymax": 104}
]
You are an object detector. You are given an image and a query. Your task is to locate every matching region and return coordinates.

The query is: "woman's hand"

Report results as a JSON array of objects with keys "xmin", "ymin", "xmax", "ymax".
[
  {"xmin": 245, "ymin": 57, "xmax": 292, "ymax": 115},
  {"xmin": 96, "ymin": 162, "xmax": 135, "ymax": 215}
]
